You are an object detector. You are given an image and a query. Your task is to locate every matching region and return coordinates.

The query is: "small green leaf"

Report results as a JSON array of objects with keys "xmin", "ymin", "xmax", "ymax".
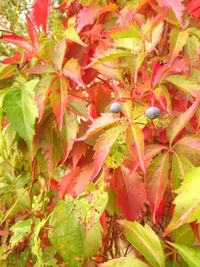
[
  {"xmin": 9, "ymin": 219, "xmax": 33, "ymax": 249},
  {"xmin": 168, "ymin": 242, "xmax": 200, "ymax": 267},
  {"xmin": 119, "ymin": 220, "xmax": 165, "ymax": 267}
]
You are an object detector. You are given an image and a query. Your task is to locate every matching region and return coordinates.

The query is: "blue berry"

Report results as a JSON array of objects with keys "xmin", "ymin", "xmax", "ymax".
[
  {"xmin": 145, "ymin": 106, "xmax": 160, "ymax": 120},
  {"xmin": 110, "ymin": 102, "xmax": 122, "ymax": 113}
]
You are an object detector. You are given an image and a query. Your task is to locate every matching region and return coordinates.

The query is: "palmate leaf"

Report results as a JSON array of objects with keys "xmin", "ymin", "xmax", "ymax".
[
  {"xmin": 91, "ymin": 124, "xmax": 127, "ymax": 180},
  {"xmin": 145, "ymin": 153, "xmax": 169, "ymax": 222},
  {"xmin": 168, "ymin": 242, "xmax": 200, "ymax": 267},
  {"xmin": 3, "ymin": 80, "xmax": 38, "ymax": 149},
  {"xmin": 164, "ymin": 167, "xmax": 200, "ymax": 235},
  {"xmin": 119, "ymin": 220, "xmax": 165, "ymax": 267}
]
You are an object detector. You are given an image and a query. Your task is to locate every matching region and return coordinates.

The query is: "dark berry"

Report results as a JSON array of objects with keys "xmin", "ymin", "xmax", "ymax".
[
  {"xmin": 145, "ymin": 106, "xmax": 160, "ymax": 120},
  {"xmin": 110, "ymin": 102, "xmax": 122, "ymax": 113}
]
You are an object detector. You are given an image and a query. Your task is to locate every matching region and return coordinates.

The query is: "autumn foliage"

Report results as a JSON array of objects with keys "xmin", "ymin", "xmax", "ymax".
[{"xmin": 0, "ymin": 0, "xmax": 200, "ymax": 266}]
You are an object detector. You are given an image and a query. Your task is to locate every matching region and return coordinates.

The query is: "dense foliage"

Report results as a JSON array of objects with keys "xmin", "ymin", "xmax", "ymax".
[{"xmin": 0, "ymin": 0, "xmax": 200, "ymax": 266}]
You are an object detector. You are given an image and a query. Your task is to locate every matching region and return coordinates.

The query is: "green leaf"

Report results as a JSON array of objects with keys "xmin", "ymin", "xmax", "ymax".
[
  {"xmin": 187, "ymin": 28, "xmax": 200, "ymax": 40},
  {"xmin": 99, "ymin": 256, "xmax": 149, "ymax": 267},
  {"xmin": 84, "ymin": 222, "xmax": 102, "ymax": 259},
  {"xmin": 119, "ymin": 220, "xmax": 165, "ymax": 267},
  {"xmin": 165, "ymin": 75, "xmax": 200, "ymax": 97},
  {"xmin": 49, "ymin": 200, "xmax": 84, "ymax": 266},
  {"xmin": 171, "ymin": 152, "xmax": 194, "ymax": 189},
  {"xmin": 185, "ymin": 36, "xmax": 199, "ymax": 62},
  {"xmin": 169, "ymin": 28, "xmax": 188, "ymax": 61},
  {"xmin": 9, "ymin": 219, "xmax": 33, "ymax": 249},
  {"xmin": 31, "ymin": 218, "xmax": 47, "ymax": 267},
  {"xmin": 64, "ymin": 17, "xmax": 87, "ymax": 47},
  {"xmin": 167, "ymin": 97, "xmax": 200, "ymax": 144},
  {"xmin": 165, "ymin": 167, "xmax": 200, "ymax": 234},
  {"xmin": 171, "ymin": 224, "xmax": 195, "ymax": 246},
  {"xmin": 3, "ymin": 82, "xmax": 38, "ymax": 149},
  {"xmin": 168, "ymin": 242, "xmax": 200, "ymax": 267}
]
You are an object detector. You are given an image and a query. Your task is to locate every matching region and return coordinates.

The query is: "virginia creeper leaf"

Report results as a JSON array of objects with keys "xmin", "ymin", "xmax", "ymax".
[
  {"xmin": 145, "ymin": 153, "xmax": 169, "ymax": 222},
  {"xmin": 3, "ymin": 82, "xmax": 38, "ymax": 149},
  {"xmin": 99, "ymin": 257, "xmax": 149, "ymax": 267},
  {"xmin": 51, "ymin": 76, "xmax": 68, "ymax": 130},
  {"xmin": 53, "ymin": 39, "xmax": 66, "ymax": 71},
  {"xmin": 168, "ymin": 242, "xmax": 200, "ymax": 267},
  {"xmin": 157, "ymin": 0, "xmax": 185, "ymax": 26},
  {"xmin": 76, "ymin": 113, "xmax": 122, "ymax": 141},
  {"xmin": 30, "ymin": 0, "xmax": 51, "ymax": 33},
  {"xmin": 165, "ymin": 75, "xmax": 200, "ymax": 97},
  {"xmin": 167, "ymin": 97, "xmax": 200, "ymax": 144},
  {"xmin": 114, "ymin": 166, "xmax": 146, "ymax": 220},
  {"xmin": 165, "ymin": 167, "xmax": 200, "ymax": 234},
  {"xmin": 127, "ymin": 124, "xmax": 145, "ymax": 173},
  {"xmin": 26, "ymin": 15, "xmax": 39, "ymax": 51},
  {"xmin": 91, "ymin": 124, "xmax": 126, "ymax": 180},
  {"xmin": 49, "ymin": 200, "xmax": 84, "ymax": 265},
  {"xmin": 119, "ymin": 220, "xmax": 165, "ymax": 267},
  {"xmin": 0, "ymin": 34, "xmax": 33, "ymax": 51}
]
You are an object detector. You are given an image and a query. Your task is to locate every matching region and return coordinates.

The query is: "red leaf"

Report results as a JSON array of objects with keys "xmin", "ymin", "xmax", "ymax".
[
  {"xmin": 0, "ymin": 52, "xmax": 22, "ymax": 64},
  {"xmin": 77, "ymin": 5, "xmax": 101, "ymax": 32},
  {"xmin": 71, "ymin": 142, "xmax": 89, "ymax": 168},
  {"xmin": 59, "ymin": 167, "xmax": 80, "ymax": 198},
  {"xmin": 91, "ymin": 124, "xmax": 126, "ymax": 181},
  {"xmin": 186, "ymin": 0, "xmax": 200, "ymax": 18},
  {"xmin": 76, "ymin": 113, "xmax": 122, "ymax": 141},
  {"xmin": 26, "ymin": 15, "xmax": 39, "ymax": 51},
  {"xmin": 72, "ymin": 162, "xmax": 94, "ymax": 196},
  {"xmin": 151, "ymin": 61, "xmax": 167, "ymax": 89},
  {"xmin": 113, "ymin": 166, "xmax": 146, "ymax": 220},
  {"xmin": 126, "ymin": 124, "xmax": 145, "ymax": 173},
  {"xmin": 30, "ymin": 0, "xmax": 51, "ymax": 33},
  {"xmin": 145, "ymin": 153, "xmax": 169, "ymax": 223},
  {"xmin": 51, "ymin": 76, "xmax": 68, "ymax": 130},
  {"xmin": 1, "ymin": 34, "xmax": 33, "ymax": 51},
  {"xmin": 157, "ymin": 0, "xmax": 185, "ymax": 27}
]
